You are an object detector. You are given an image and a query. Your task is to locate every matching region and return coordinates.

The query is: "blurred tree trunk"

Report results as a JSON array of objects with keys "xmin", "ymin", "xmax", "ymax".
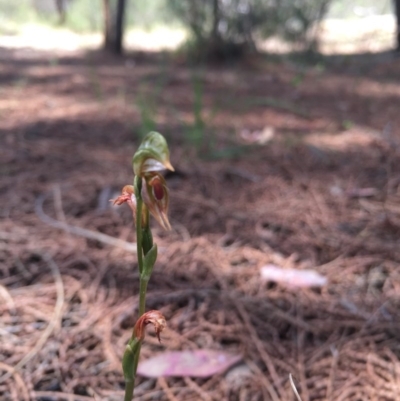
[
  {"xmin": 55, "ymin": 0, "xmax": 66, "ymax": 24},
  {"xmin": 211, "ymin": 0, "xmax": 220, "ymax": 43},
  {"xmin": 188, "ymin": 2, "xmax": 203, "ymax": 44},
  {"xmin": 395, "ymin": 0, "xmax": 400, "ymax": 51},
  {"xmin": 103, "ymin": 0, "xmax": 127, "ymax": 54}
]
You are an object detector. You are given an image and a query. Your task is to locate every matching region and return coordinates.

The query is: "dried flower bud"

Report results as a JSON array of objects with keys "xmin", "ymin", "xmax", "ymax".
[
  {"xmin": 133, "ymin": 132, "xmax": 174, "ymax": 177},
  {"xmin": 133, "ymin": 310, "xmax": 166, "ymax": 343},
  {"xmin": 142, "ymin": 173, "xmax": 171, "ymax": 231}
]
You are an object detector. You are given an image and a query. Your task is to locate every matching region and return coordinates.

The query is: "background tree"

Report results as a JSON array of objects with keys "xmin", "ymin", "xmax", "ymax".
[
  {"xmin": 168, "ymin": 0, "xmax": 332, "ymax": 60},
  {"xmin": 103, "ymin": 0, "xmax": 127, "ymax": 54},
  {"xmin": 55, "ymin": 0, "xmax": 67, "ymax": 24},
  {"xmin": 395, "ymin": 0, "xmax": 400, "ymax": 51}
]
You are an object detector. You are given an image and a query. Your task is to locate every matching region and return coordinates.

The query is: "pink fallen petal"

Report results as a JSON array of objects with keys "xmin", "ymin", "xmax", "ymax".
[
  {"xmin": 137, "ymin": 350, "xmax": 242, "ymax": 378},
  {"xmin": 260, "ymin": 264, "xmax": 327, "ymax": 288}
]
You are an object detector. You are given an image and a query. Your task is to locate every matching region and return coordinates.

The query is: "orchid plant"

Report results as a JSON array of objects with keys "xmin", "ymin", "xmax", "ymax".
[{"xmin": 112, "ymin": 132, "xmax": 174, "ymax": 401}]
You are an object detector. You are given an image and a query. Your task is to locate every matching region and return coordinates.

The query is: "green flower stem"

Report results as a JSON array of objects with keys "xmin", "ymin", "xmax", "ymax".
[
  {"xmin": 139, "ymin": 275, "xmax": 149, "ymax": 316},
  {"xmin": 123, "ymin": 381, "xmax": 134, "ymax": 401},
  {"xmin": 134, "ymin": 176, "xmax": 143, "ymax": 275},
  {"xmin": 124, "ymin": 176, "xmax": 153, "ymax": 401}
]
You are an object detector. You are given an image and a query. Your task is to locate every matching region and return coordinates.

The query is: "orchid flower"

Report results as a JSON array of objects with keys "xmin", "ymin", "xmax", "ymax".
[
  {"xmin": 112, "ymin": 132, "xmax": 174, "ymax": 230},
  {"xmin": 113, "ymin": 132, "xmax": 173, "ymax": 401}
]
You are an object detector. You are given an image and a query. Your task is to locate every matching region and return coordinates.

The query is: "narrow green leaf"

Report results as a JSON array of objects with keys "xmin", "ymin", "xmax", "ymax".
[
  {"xmin": 142, "ymin": 243, "xmax": 158, "ymax": 280},
  {"xmin": 141, "ymin": 226, "xmax": 154, "ymax": 256},
  {"xmin": 122, "ymin": 339, "xmax": 141, "ymax": 382}
]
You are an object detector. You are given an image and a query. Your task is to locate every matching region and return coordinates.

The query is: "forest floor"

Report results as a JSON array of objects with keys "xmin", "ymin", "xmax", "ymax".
[{"xmin": 1, "ymin": 42, "xmax": 400, "ymax": 401}]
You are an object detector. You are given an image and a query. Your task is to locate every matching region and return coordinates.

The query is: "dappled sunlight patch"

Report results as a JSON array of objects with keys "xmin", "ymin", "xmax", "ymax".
[
  {"xmin": 0, "ymin": 24, "xmax": 187, "ymax": 53},
  {"xmin": 0, "ymin": 23, "xmax": 102, "ymax": 51},
  {"xmin": 304, "ymin": 125, "xmax": 380, "ymax": 152},
  {"xmin": 125, "ymin": 28, "xmax": 186, "ymax": 52},
  {"xmin": 319, "ymin": 15, "xmax": 395, "ymax": 54}
]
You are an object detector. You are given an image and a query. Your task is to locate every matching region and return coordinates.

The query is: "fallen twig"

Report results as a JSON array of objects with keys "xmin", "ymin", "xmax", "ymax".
[{"xmin": 35, "ymin": 192, "xmax": 137, "ymax": 253}]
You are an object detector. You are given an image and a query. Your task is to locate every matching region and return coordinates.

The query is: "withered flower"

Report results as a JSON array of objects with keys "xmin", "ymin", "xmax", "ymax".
[{"xmin": 133, "ymin": 310, "xmax": 166, "ymax": 342}]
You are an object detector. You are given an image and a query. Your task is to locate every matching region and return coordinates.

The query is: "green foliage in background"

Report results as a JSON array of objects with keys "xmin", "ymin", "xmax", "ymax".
[
  {"xmin": 127, "ymin": 0, "xmax": 180, "ymax": 30},
  {"xmin": 56, "ymin": 0, "xmax": 179, "ymax": 33},
  {"xmin": 63, "ymin": 0, "xmax": 102, "ymax": 32},
  {"xmin": 0, "ymin": 0, "xmax": 180, "ymax": 33},
  {"xmin": 328, "ymin": 0, "xmax": 392, "ymax": 18},
  {"xmin": 0, "ymin": 0, "xmax": 393, "ymax": 42},
  {"xmin": 0, "ymin": 0, "xmax": 36, "ymax": 30},
  {"xmin": 167, "ymin": 0, "xmax": 333, "ymax": 58},
  {"xmin": 274, "ymin": 0, "xmax": 331, "ymax": 46}
]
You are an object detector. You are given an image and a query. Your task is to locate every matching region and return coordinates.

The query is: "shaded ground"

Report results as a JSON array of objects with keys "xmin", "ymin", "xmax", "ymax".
[{"xmin": 1, "ymin": 45, "xmax": 400, "ymax": 401}]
